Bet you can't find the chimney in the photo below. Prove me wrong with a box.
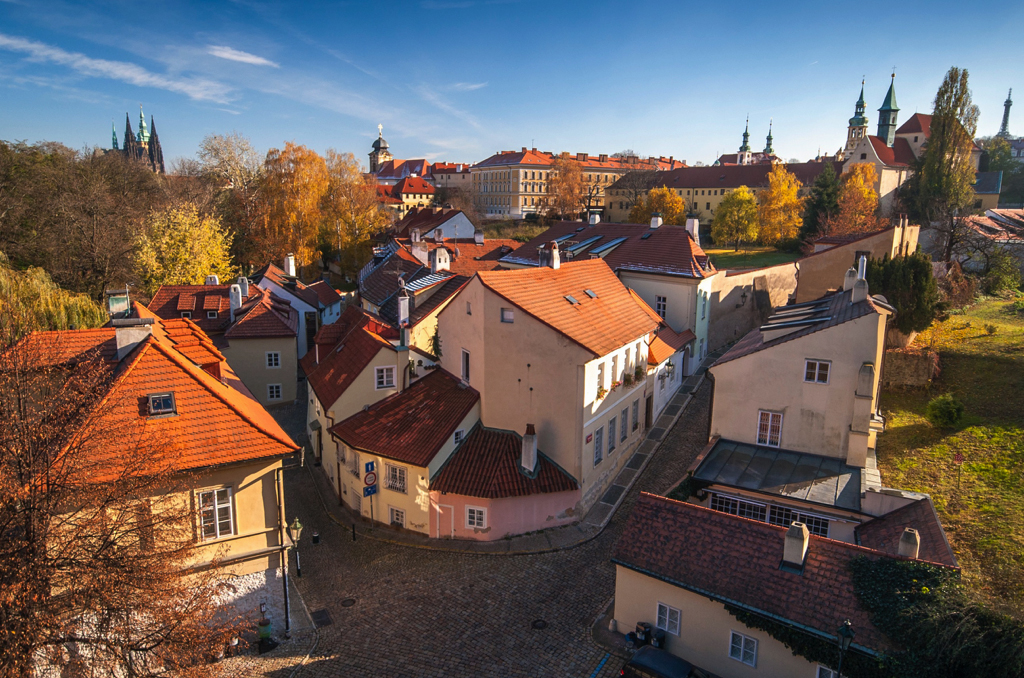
[782,522,810,568]
[204,275,219,285]
[843,267,858,291]
[284,254,297,277]
[411,227,421,243]
[685,218,700,246]
[851,278,869,303]
[898,528,921,559]
[521,423,538,473]
[398,293,410,327]
[105,286,130,319]
[589,213,601,225]
[434,226,444,243]
[229,284,242,323]
[430,247,450,274]
[474,228,484,245]
[548,241,560,270]
[113,318,154,361]
[857,254,867,280]
[237,276,249,298]
[650,213,663,229]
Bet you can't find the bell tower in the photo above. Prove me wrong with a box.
[369,124,392,173]
[846,79,869,156]
[876,72,900,147]
[737,116,752,165]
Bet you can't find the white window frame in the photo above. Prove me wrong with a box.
[388,506,405,528]
[757,410,783,448]
[817,665,840,678]
[805,359,831,384]
[375,365,396,390]
[385,463,407,494]
[197,487,234,541]
[207,310,218,319]
[180,311,191,319]
[466,506,487,529]
[729,631,758,667]
[267,383,282,400]
[500,307,514,323]
[454,429,465,446]
[266,351,281,369]
[656,602,681,636]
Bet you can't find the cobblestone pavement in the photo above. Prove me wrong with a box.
[230,381,711,678]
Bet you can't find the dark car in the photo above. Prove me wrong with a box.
[620,645,709,678]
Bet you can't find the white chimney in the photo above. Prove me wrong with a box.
[548,241,560,270]
[229,284,243,322]
[204,275,219,285]
[474,228,484,245]
[430,247,450,274]
[685,218,700,247]
[113,318,154,361]
[398,294,410,327]
[650,214,663,229]
[434,226,444,243]
[237,276,249,298]
[521,423,538,473]
[843,267,858,291]
[851,278,869,303]
[284,254,297,277]
[857,254,867,280]
[782,522,810,568]
[589,213,601,225]
[898,528,921,559]
[411,227,421,243]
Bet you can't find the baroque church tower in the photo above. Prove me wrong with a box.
[369,124,393,173]
[876,74,900,147]
[737,117,752,165]
[845,80,869,156]
[111,105,165,173]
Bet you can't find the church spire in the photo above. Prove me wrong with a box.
[877,71,900,147]
[111,121,119,150]
[739,116,751,153]
[148,116,165,173]
[123,112,138,159]
[137,105,150,143]
[998,88,1013,138]
[763,118,774,155]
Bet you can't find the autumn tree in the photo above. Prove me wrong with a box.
[979,136,1016,175]
[711,185,758,250]
[820,163,885,236]
[135,204,235,295]
[0,334,245,676]
[756,164,804,245]
[258,142,330,270]
[546,155,584,219]
[613,170,659,214]
[320,150,392,277]
[801,162,841,240]
[629,187,688,225]
[197,133,266,268]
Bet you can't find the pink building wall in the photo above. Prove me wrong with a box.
[429,490,580,541]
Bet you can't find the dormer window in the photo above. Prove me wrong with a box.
[180,311,191,319]
[148,393,176,417]
[207,311,218,319]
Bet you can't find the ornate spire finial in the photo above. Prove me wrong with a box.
[378,123,383,137]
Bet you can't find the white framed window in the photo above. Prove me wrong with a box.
[656,602,681,636]
[180,311,191,319]
[207,310,218,319]
[466,506,486,528]
[266,351,281,369]
[148,392,176,416]
[375,366,396,390]
[729,631,757,667]
[454,429,465,446]
[655,295,667,319]
[805,359,831,384]
[620,408,629,441]
[817,665,840,678]
[388,506,405,528]
[461,349,470,383]
[593,426,604,466]
[757,410,782,447]
[197,487,234,540]
[608,417,617,452]
[385,464,407,494]
[268,384,282,400]
[500,308,514,323]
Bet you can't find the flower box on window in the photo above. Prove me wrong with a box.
[623,374,634,387]
[596,386,608,401]
[610,380,622,391]
[634,365,644,381]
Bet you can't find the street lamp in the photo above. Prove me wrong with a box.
[288,517,304,578]
[836,619,855,676]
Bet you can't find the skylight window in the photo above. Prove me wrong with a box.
[148,393,176,417]
[585,289,597,299]
[565,295,579,305]
[640,232,653,240]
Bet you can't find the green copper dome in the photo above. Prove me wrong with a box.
[849,81,868,127]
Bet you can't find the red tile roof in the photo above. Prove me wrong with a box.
[373,158,430,181]
[394,176,436,196]
[360,247,427,307]
[856,498,957,566]
[648,326,696,366]
[149,284,264,335]
[895,113,931,136]
[613,493,950,654]
[376,184,403,204]
[252,263,321,308]
[225,292,298,339]
[430,425,578,498]
[477,259,659,357]
[474,149,683,171]
[608,161,844,192]
[391,207,466,239]
[395,237,520,276]
[308,280,343,306]
[329,369,479,467]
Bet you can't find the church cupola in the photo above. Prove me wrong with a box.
[369,124,392,173]
[845,79,870,154]
[763,119,774,155]
[738,116,751,153]
[876,73,900,147]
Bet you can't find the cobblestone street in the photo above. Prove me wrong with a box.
[223,381,711,678]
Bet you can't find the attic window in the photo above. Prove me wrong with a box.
[207,311,218,319]
[585,289,597,299]
[641,232,653,240]
[180,311,192,319]
[148,393,176,417]
[565,295,579,305]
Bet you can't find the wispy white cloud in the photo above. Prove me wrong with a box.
[414,85,481,129]
[0,33,231,102]
[207,45,279,68]
[447,81,487,92]
[216,107,242,115]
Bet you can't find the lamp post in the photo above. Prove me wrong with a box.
[836,619,855,676]
[288,517,304,578]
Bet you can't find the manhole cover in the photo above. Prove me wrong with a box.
[340,598,357,608]
[310,609,333,628]
[531,619,548,630]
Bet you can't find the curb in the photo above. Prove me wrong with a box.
[302,375,707,557]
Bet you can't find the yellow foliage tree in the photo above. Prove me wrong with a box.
[135,204,235,296]
[820,163,883,236]
[756,164,804,245]
[320,150,393,276]
[711,186,758,251]
[546,156,584,218]
[259,142,330,268]
[628,187,688,225]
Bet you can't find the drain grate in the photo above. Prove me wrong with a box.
[310,609,333,628]
[340,598,356,608]
[531,619,548,630]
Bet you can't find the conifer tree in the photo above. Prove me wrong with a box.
[801,162,841,240]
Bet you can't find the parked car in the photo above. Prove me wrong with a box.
[620,646,709,678]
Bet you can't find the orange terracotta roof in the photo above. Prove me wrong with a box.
[149,283,265,335]
[895,113,931,136]
[391,207,465,239]
[473,149,683,171]
[225,293,298,339]
[394,176,436,195]
[627,288,665,325]
[376,184,403,204]
[329,369,479,468]
[429,424,579,498]
[855,497,957,567]
[648,327,696,366]
[308,280,343,306]
[395,237,520,276]
[476,259,659,357]
[252,263,321,308]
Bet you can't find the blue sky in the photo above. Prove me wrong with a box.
[1,0,1021,169]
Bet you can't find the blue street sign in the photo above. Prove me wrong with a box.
[365,461,376,473]
[363,484,377,497]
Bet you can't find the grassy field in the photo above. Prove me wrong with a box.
[481,219,546,243]
[705,247,800,270]
[877,297,1024,603]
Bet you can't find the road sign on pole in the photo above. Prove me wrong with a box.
[364,471,377,486]
[365,461,375,474]
[363,485,377,497]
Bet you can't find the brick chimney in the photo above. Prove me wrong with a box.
[521,423,538,473]
[898,528,921,559]
[113,318,154,361]
[782,522,810,568]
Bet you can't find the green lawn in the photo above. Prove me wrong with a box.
[705,247,799,270]
[877,298,1024,604]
